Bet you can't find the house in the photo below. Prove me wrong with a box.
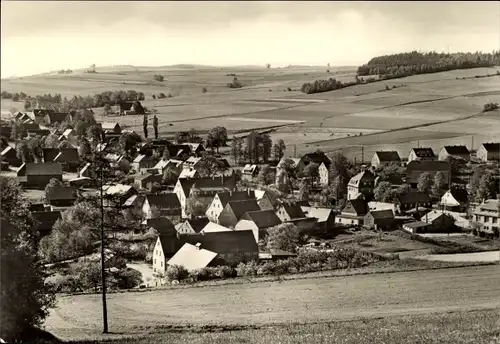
[368,201,397,213]
[44,112,69,125]
[58,129,78,145]
[53,148,80,172]
[167,243,218,271]
[104,153,124,167]
[235,209,282,242]
[151,229,183,273]
[183,142,206,156]
[142,193,182,222]
[179,168,199,179]
[336,199,368,226]
[241,164,259,182]
[347,170,375,201]
[131,154,155,171]
[254,189,274,210]
[438,145,470,161]
[405,160,451,189]
[440,188,468,212]
[218,199,261,228]
[201,222,233,233]
[300,206,336,231]
[153,159,184,175]
[420,210,457,233]
[259,249,297,261]
[27,129,50,138]
[318,162,330,186]
[122,194,144,210]
[173,176,237,218]
[408,148,436,163]
[25,163,63,189]
[183,156,202,170]
[119,102,134,115]
[42,148,61,163]
[32,211,61,239]
[205,190,256,222]
[371,151,401,168]
[46,185,77,208]
[396,191,432,214]
[277,152,332,176]
[477,143,500,163]
[402,221,432,234]
[102,184,138,207]
[182,230,259,265]
[0,146,21,167]
[134,173,162,190]
[472,199,500,237]
[363,210,395,230]
[79,163,92,178]
[276,201,306,222]
[30,203,47,212]
[101,122,122,134]
[175,218,210,235]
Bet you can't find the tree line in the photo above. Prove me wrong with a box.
[357,51,500,78]
[231,132,285,165]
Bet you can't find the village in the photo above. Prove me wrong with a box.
[0,102,499,290]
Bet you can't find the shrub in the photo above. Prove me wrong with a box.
[202,87,208,93]
[165,265,189,282]
[483,102,499,112]
[154,75,164,82]
[236,261,259,277]
[217,265,236,279]
[157,93,166,99]
[113,267,142,289]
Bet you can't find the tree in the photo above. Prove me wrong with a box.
[266,223,300,253]
[266,63,271,69]
[246,131,261,164]
[0,177,55,341]
[298,182,310,201]
[175,131,189,144]
[374,181,394,202]
[187,129,203,143]
[231,136,243,165]
[73,261,101,292]
[27,137,43,162]
[119,132,142,157]
[202,87,208,93]
[476,172,497,202]
[162,147,171,161]
[103,103,112,115]
[432,171,447,199]
[162,166,179,185]
[302,163,319,186]
[16,141,31,163]
[186,191,210,217]
[196,153,227,177]
[154,75,164,82]
[417,172,433,194]
[118,159,131,174]
[43,133,60,148]
[207,126,228,153]
[273,139,286,161]
[257,164,274,186]
[259,133,272,163]
[78,137,92,158]
[86,124,103,145]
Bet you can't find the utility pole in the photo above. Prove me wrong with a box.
[294,144,297,158]
[98,158,108,334]
[361,146,364,165]
[471,136,474,151]
[417,140,420,148]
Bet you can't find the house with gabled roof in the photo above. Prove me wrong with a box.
[42,148,61,163]
[408,147,436,163]
[235,209,282,242]
[396,191,432,214]
[477,142,500,163]
[175,218,210,235]
[32,211,61,240]
[134,173,162,190]
[371,151,401,168]
[101,122,122,134]
[201,222,233,233]
[102,184,137,207]
[276,201,306,222]
[46,185,77,208]
[336,199,368,226]
[179,168,199,179]
[241,164,259,182]
[364,209,395,230]
[405,160,451,189]
[58,128,78,145]
[301,206,336,231]
[79,162,92,178]
[218,199,261,228]
[347,170,375,201]
[131,154,155,171]
[183,142,206,156]
[1,146,21,167]
[44,112,69,126]
[438,145,470,161]
[24,163,63,189]
[472,199,500,237]
[167,243,218,272]
[205,190,256,222]
[254,189,274,210]
[142,193,182,222]
[53,148,80,172]
[440,188,468,212]
[420,210,457,233]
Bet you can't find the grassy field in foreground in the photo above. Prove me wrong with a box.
[40,309,500,344]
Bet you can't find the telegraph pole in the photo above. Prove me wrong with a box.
[98,157,109,334]
[361,146,364,165]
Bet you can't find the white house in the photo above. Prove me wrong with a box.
[318,162,329,186]
[205,190,256,223]
[408,148,436,163]
[476,143,500,163]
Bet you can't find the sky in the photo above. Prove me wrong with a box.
[1,1,499,77]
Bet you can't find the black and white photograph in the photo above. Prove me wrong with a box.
[1,1,499,343]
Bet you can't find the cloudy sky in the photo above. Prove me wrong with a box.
[1,1,499,77]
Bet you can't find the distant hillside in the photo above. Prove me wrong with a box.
[357,51,500,78]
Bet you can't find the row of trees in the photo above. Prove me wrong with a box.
[231,132,285,165]
[357,51,500,77]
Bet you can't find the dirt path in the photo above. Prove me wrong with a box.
[45,265,500,339]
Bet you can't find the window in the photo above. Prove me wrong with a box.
[161,261,163,267]
[493,218,498,224]
[484,216,490,223]
[154,259,156,264]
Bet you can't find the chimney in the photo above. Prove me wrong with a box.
[247,188,251,196]
[195,242,202,250]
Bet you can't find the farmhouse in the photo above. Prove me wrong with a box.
[134,173,162,190]
[45,185,77,208]
[142,193,182,222]
[402,221,432,234]
[151,223,183,273]
[167,243,219,271]
[347,170,375,201]
[336,199,368,226]
[276,201,306,222]
[300,206,336,231]
[396,191,432,214]
[477,142,500,162]
[364,210,395,230]
[405,160,451,189]
[278,152,332,176]
[44,112,69,125]
[318,162,329,186]
[53,148,80,172]
[1,146,21,167]
[408,148,436,163]
[472,199,500,236]
[101,122,122,134]
[175,218,209,235]
[131,154,155,171]
[218,199,261,228]
[24,163,63,189]
[371,151,401,168]
[235,209,282,242]
[420,210,457,233]
[438,145,470,161]
[205,190,256,222]
[368,201,397,213]
[241,164,259,182]
[440,188,468,212]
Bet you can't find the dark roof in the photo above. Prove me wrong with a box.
[30,203,46,212]
[375,151,401,162]
[178,176,236,196]
[22,123,40,131]
[345,199,368,216]
[295,200,311,207]
[182,230,258,255]
[46,186,77,201]
[406,161,450,183]
[442,145,470,155]
[217,190,255,208]
[26,163,62,176]
[46,113,69,123]
[145,193,181,209]
[144,217,177,236]
[241,209,282,229]
[367,209,394,219]
[33,109,55,117]
[481,142,500,152]
[32,211,61,234]
[119,102,134,111]
[226,199,261,220]
[398,191,431,205]
[449,188,468,204]
[303,152,332,167]
[54,148,79,163]
[411,147,435,158]
[280,201,306,218]
[43,148,61,162]
[185,218,210,233]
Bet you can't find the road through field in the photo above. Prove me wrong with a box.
[45,265,500,338]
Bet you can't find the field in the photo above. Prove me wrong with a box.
[2,65,500,161]
[45,265,500,341]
